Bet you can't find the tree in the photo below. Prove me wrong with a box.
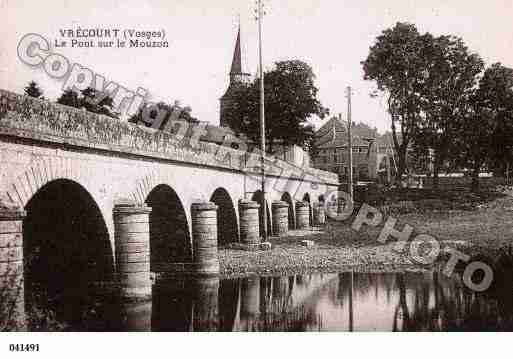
[127,100,199,129]
[56,87,119,119]
[80,87,119,118]
[56,89,81,108]
[362,23,430,183]
[178,106,198,123]
[24,81,43,98]
[409,141,432,175]
[223,60,328,152]
[416,35,484,189]
[456,63,513,191]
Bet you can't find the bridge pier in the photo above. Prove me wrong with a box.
[313,203,326,225]
[113,201,152,300]
[120,302,152,331]
[0,202,26,331]
[272,201,289,236]
[192,277,219,331]
[240,276,260,320]
[295,201,310,229]
[238,200,260,245]
[191,202,219,275]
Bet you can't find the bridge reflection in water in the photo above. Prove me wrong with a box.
[25,271,513,331]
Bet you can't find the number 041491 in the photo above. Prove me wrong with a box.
[9,344,39,352]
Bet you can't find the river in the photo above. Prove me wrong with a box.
[24,271,513,331]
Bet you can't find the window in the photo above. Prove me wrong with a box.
[359,167,369,180]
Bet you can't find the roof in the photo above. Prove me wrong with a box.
[375,131,402,147]
[221,26,251,101]
[315,118,378,148]
[230,27,243,75]
[315,117,347,139]
[228,25,250,77]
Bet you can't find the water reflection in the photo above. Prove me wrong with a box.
[24,271,513,331]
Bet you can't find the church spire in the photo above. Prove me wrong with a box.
[228,23,250,83]
[230,27,243,77]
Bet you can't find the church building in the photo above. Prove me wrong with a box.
[218,24,311,168]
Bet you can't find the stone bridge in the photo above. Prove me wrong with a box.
[0,90,338,329]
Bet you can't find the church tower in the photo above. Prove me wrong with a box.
[220,25,251,128]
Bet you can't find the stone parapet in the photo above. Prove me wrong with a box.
[0,89,339,186]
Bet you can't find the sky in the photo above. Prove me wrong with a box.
[1,0,513,133]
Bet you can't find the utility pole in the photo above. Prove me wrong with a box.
[256,0,267,241]
[337,113,345,215]
[346,86,353,202]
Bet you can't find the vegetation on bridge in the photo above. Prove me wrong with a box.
[0,89,338,185]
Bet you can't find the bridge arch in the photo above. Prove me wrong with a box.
[210,188,239,246]
[145,184,192,272]
[280,192,295,230]
[251,190,271,237]
[4,158,105,214]
[23,178,115,329]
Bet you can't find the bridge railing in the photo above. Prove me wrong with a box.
[0,89,338,185]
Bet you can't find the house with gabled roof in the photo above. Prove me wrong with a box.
[312,117,396,181]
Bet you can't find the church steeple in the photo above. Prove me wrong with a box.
[230,28,243,76]
[220,23,251,127]
[228,25,250,84]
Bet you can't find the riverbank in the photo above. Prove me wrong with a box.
[219,225,425,278]
[219,187,513,278]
